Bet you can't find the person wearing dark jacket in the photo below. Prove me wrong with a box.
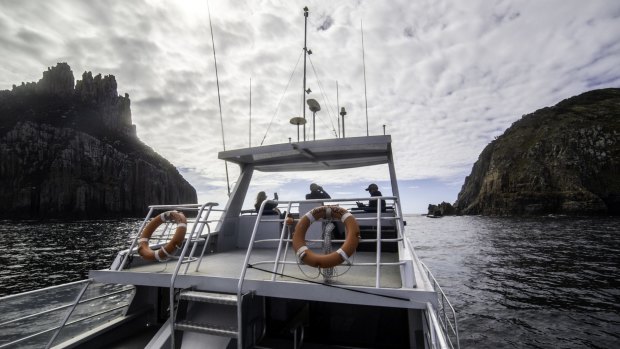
[255,191,280,215]
[305,183,331,199]
[356,183,386,212]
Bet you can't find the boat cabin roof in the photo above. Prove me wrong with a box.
[218,135,392,172]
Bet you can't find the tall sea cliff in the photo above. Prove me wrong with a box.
[0,63,197,219]
[455,88,619,216]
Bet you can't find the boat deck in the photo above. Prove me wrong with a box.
[91,247,437,309]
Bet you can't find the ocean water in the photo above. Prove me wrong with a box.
[0,219,140,296]
[1,215,619,348]
[407,215,620,349]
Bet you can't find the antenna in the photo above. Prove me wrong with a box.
[361,19,369,136]
[307,99,321,140]
[302,7,309,141]
[290,116,306,142]
[249,78,252,147]
[336,81,340,138]
[207,0,230,196]
[340,107,347,138]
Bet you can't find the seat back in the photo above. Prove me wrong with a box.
[237,215,282,248]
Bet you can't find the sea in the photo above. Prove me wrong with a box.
[1,215,619,348]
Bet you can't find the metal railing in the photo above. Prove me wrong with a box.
[236,196,405,349]
[117,202,223,349]
[167,203,222,349]
[420,262,460,349]
[425,302,450,349]
[46,203,221,349]
[115,203,223,272]
[0,280,134,349]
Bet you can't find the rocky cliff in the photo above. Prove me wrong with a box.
[427,202,456,216]
[455,88,620,216]
[0,63,197,219]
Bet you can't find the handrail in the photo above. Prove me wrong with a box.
[117,207,155,271]
[167,202,219,349]
[194,215,215,272]
[426,302,450,349]
[0,286,133,327]
[3,204,223,349]
[182,205,216,274]
[117,203,225,272]
[420,262,460,349]
[236,199,274,349]
[0,303,129,349]
[0,281,134,349]
[236,197,403,348]
[374,198,383,287]
[45,279,92,349]
[271,201,295,280]
[0,279,89,302]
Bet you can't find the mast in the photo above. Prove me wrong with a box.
[361,19,369,136]
[208,1,230,195]
[336,81,340,138]
[302,6,309,141]
[249,78,252,147]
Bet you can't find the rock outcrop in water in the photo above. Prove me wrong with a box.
[0,63,197,219]
[427,202,456,216]
[455,88,620,216]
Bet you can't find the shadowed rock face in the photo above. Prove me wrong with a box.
[455,88,620,216]
[0,63,197,219]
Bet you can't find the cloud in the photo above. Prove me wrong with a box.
[1,0,619,213]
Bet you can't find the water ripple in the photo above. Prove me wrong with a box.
[1,216,619,347]
[408,215,620,348]
[0,219,140,296]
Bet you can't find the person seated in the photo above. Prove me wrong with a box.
[305,183,331,199]
[255,191,281,215]
[356,183,386,212]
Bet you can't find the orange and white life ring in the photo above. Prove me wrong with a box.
[138,211,187,262]
[292,206,360,268]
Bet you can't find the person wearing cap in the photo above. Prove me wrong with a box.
[357,183,386,212]
[306,183,331,199]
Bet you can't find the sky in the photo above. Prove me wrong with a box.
[1,0,619,213]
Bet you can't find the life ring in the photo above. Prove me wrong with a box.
[292,206,360,268]
[138,211,187,262]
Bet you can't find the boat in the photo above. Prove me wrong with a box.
[0,8,460,349]
[1,136,459,349]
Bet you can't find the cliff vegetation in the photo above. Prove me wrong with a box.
[455,88,620,216]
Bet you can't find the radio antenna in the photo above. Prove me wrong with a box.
[336,81,340,138]
[207,0,230,195]
[302,7,309,141]
[249,78,252,147]
[361,19,369,136]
